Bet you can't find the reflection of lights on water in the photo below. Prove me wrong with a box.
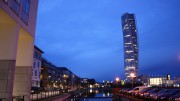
[95,90,99,94]
[103,93,105,97]
[90,89,92,93]
[107,92,110,96]
[84,99,86,100]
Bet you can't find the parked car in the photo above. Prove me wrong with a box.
[127,86,148,95]
[119,88,132,94]
[159,89,180,100]
[150,89,168,100]
[136,87,152,96]
[142,88,161,98]
[169,91,180,101]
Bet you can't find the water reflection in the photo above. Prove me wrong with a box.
[70,89,112,101]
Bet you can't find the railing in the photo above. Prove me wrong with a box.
[31,90,63,101]
[12,95,25,101]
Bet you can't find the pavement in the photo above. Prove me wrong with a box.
[40,93,71,101]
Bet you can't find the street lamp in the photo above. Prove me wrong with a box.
[130,73,136,88]
[115,77,120,87]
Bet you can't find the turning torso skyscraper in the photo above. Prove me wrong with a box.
[121,13,138,80]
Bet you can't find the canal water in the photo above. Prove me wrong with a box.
[69,89,113,101]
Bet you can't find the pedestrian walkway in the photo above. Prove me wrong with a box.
[40,93,71,101]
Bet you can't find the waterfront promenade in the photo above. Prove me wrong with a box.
[42,93,71,101]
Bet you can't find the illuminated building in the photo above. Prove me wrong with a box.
[167,74,171,80]
[0,0,38,100]
[40,58,62,91]
[121,13,138,80]
[148,76,166,86]
[32,46,43,88]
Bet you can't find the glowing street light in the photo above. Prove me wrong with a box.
[130,73,136,88]
[115,77,120,87]
[130,73,136,78]
[116,77,120,82]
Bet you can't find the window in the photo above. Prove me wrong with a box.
[34,51,38,59]
[21,0,30,24]
[37,62,39,68]
[3,0,8,3]
[10,0,21,15]
[35,70,37,76]
[33,60,36,68]
[15,0,21,4]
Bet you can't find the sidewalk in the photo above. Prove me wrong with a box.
[39,88,78,101]
[41,93,71,101]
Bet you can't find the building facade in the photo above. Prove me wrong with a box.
[40,58,63,91]
[41,61,81,92]
[57,67,73,92]
[121,13,138,80]
[148,76,166,86]
[32,46,43,88]
[0,0,38,100]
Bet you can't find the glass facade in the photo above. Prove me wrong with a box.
[7,0,30,24]
[21,0,30,23]
[121,13,138,80]
[10,0,20,15]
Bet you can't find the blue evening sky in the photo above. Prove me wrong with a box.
[35,0,180,81]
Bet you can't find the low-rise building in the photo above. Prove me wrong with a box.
[40,58,63,91]
[148,76,166,86]
[57,67,73,91]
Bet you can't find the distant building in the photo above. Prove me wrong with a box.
[40,58,62,91]
[148,76,166,86]
[81,78,89,88]
[175,76,180,82]
[121,13,139,80]
[137,75,149,86]
[32,46,43,88]
[174,76,180,87]
[57,67,73,91]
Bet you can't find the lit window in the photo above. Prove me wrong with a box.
[125,42,131,45]
[126,50,133,53]
[124,35,131,37]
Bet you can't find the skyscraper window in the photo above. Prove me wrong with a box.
[121,13,138,80]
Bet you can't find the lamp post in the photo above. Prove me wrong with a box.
[115,77,120,87]
[130,73,136,88]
